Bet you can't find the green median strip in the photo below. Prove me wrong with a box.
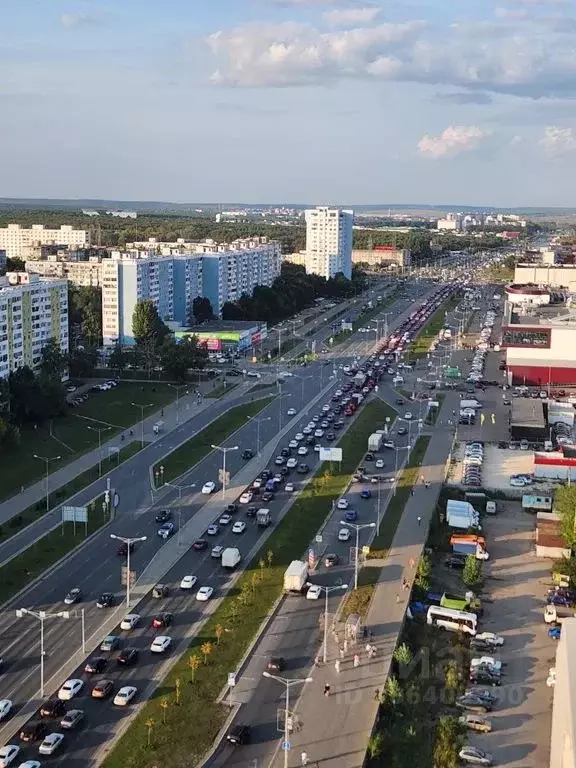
[102,398,396,768]
[409,292,462,360]
[154,398,275,484]
[0,494,108,605]
[205,382,239,399]
[0,442,141,546]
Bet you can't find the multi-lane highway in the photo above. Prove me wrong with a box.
[0,276,441,766]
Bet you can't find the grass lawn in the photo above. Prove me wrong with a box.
[205,382,238,399]
[0,382,176,502]
[102,398,396,768]
[155,398,275,484]
[0,494,106,604]
[0,442,141,546]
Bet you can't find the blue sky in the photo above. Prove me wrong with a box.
[2,0,576,206]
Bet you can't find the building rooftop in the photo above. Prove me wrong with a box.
[510,398,546,429]
[190,320,263,332]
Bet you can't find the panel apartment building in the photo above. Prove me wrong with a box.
[0,224,89,260]
[0,273,68,379]
[304,207,354,280]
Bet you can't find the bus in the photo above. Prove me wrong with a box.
[426,606,477,636]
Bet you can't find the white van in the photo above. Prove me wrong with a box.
[392,375,404,386]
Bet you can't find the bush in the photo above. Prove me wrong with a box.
[462,555,482,586]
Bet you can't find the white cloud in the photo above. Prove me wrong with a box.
[494,6,529,19]
[323,7,382,26]
[510,134,523,145]
[417,125,489,158]
[538,126,576,155]
[60,12,101,28]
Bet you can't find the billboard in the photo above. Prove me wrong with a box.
[320,447,343,462]
[62,505,87,523]
[205,338,221,351]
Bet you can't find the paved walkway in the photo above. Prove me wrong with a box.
[280,399,457,768]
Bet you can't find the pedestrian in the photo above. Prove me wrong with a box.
[339,647,345,660]
[425,481,430,489]
[343,639,348,653]
[314,655,321,666]
[353,654,360,668]
[417,515,422,526]
[410,488,415,496]
[365,643,371,655]
[374,688,380,701]
[396,594,400,603]
[335,660,341,673]
[409,557,415,569]
[323,683,331,697]
[301,751,309,767]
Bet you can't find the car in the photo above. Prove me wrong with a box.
[360,489,372,499]
[39,733,64,756]
[510,476,527,487]
[114,686,138,707]
[19,722,47,743]
[469,669,501,686]
[297,446,309,456]
[397,427,407,436]
[242,449,254,460]
[117,647,139,666]
[404,412,413,420]
[338,528,351,542]
[314,429,324,438]
[375,459,385,468]
[155,509,172,523]
[225,503,239,515]
[152,612,173,629]
[337,498,349,510]
[0,699,11,722]
[96,592,115,608]
[211,545,224,558]
[474,632,504,647]
[297,463,309,474]
[120,613,140,631]
[207,523,220,536]
[196,586,214,601]
[91,679,114,699]
[180,574,198,590]
[287,408,297,416]
[0,746,19,767]
[232,521,246,534]
[302,426,312,435]
[384,440,394,449]
[58,679,83,701]
[306,584,322,600]
[202,481,216,494]
[219,513,232,526]
[226,724,252,745]
[99,635,120,653]
[455,694,492,713]
[84,657,107,674]
[458,714,492,733]
[116,541,134,557]
[192,538,208,551]
[444,556,466,570]
[64,587,82,605]
[266,657,285,672]
[157,522,175,539]
[289,440,298,449]
[286,457,298,469]
[59,709,84,730]
[38,698,66,719]
[151,636,172,653]
[344,510,358,521]
[458,746,493,765]
[261,491,274,502]
[275,453,287,464]
[246,505,258,518]
[325,553,339,567]
[295,433,304,442]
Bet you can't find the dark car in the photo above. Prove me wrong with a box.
[60,709,85,730]
[91,679,114,699]
[456,695,491,714]
[155,509,172,524]
[444,556,466,570]
[117,647,139,666]
[84,656,107,674]
[397,427,408,436]
[325,553,339,567]
[326,432,336,441]
[280,448,291,457]
[360,489,372,499]
[96,592,115,608]
[227,724,251,745]
[297,463,309,474]
[39,699,66,718]
[262,491,274,502]
[469,670,501,687]
[152,612,173,629]
[225,503,239,515]
[242,449,254,460]
[20,721,48,743]
[396,398,404,405]
[246,505,258,518]
[192,539,208,551]
[117,542,135,557]
[266,657,285,672]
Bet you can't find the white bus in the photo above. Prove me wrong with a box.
[426,606,477,636]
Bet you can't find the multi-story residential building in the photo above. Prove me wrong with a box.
[0,272,68,379]
[304,207,354,280]
[0,249,6,273]
[0,224,89,260]
[25,257,104,287]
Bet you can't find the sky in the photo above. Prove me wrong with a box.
[2,0,576,207]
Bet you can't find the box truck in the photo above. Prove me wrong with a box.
[256,508,271,527]
[354,372,367,387]
[283,560,309,594]
[460,399,482,410]
[368,433,383,452]
[221,547,242,569]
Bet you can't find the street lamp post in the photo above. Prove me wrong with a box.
[15,608,69,697]
[262,672,312,768]
[109,534,147,607]
[247,415,272,457]
[295,375,313,403]
[306,582,348,663]
[340,521,376,590]
[33,454,61,513]
[168,384,188,424]
[277,392,292,433]
[131,402,153,448]
[163,482,196,546]
[393,445,411,496]
[211,444,239,499]
[87,425,111,478]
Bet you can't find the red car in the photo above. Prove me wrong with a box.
[192,539,207,551]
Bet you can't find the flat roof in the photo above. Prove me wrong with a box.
[510,399,546,429]
[191,321,264,331]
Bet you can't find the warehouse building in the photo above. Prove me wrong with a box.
[509,399,547,442]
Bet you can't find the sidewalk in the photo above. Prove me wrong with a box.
[283,400,457,768]
[0,377,260,527]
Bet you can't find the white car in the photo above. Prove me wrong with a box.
[314,444,322,452]
[404,412,413,420]
[510,477,526,487]
[252,478,263,489]
[17,762,41,768]
[375,459,385,469]
[286,457,298,469]
[0,746,19,768]
[232,521,246,534]
[211,545,224,558]
[180,575,198,590]
[322,404,330,412]
[314,429,324,438]
[289,440,298,449]
[219,514,232,525]
[120,613,140,631]
[297,446,309,456]
[294,433,304,441]
[0,699,12,721]
[475,632,504,647]
[337,499,349,510]
[458,746,493,766]
[287,408,297,416]
[202,481,216,494]
[113,686,138,706]
[285,482,295,492]
[38,734,64,756]
[239,491,253,504]
[206,524,219,536]
[338,528,351,542]
[58,678,84,701]
[303,426,312,435]
[280,372,294,378]
[196,586,214,601]
[151,636,172,653]
[306,584,322,600]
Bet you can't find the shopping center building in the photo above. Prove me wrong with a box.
[550,617,576,767]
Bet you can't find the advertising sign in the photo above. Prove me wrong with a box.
[319,447,343,462]
[205,338,221,351]
[62,506,87,523]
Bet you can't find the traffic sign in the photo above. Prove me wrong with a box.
[282,741,291,751]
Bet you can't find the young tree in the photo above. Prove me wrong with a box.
[200,641,213,665]
[433,716,463,768]
[462,555,481,587]
[215,624,224,646]
[187,654,200,683]
[415,554,432,592]
[191,296,214,324]
[132,299,169,346]
[145,718,155,747]
[160,696,169,724]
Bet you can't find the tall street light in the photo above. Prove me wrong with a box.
[211,444,238,499]
[110,533,147,607]
[247,415,272,457]
[340,520,376,590]
[262,672,313,768]
[306,582,348,663]
[393,444,412,496]
[294,374,313,404]
[16,608,69,697]
[277,392,292,434]
[163,482,196,546]
[87,425,111,478]
[33,454,61,513]
[168,383,188,424]
[131,401,153,448]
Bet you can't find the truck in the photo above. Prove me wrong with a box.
[354,372,367,388]
[283,560,309,594]
[368,433,383,452]
[460,399,482,410]
[221,547,242,569]
[544,605,576,624]
[256,508,271,527]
